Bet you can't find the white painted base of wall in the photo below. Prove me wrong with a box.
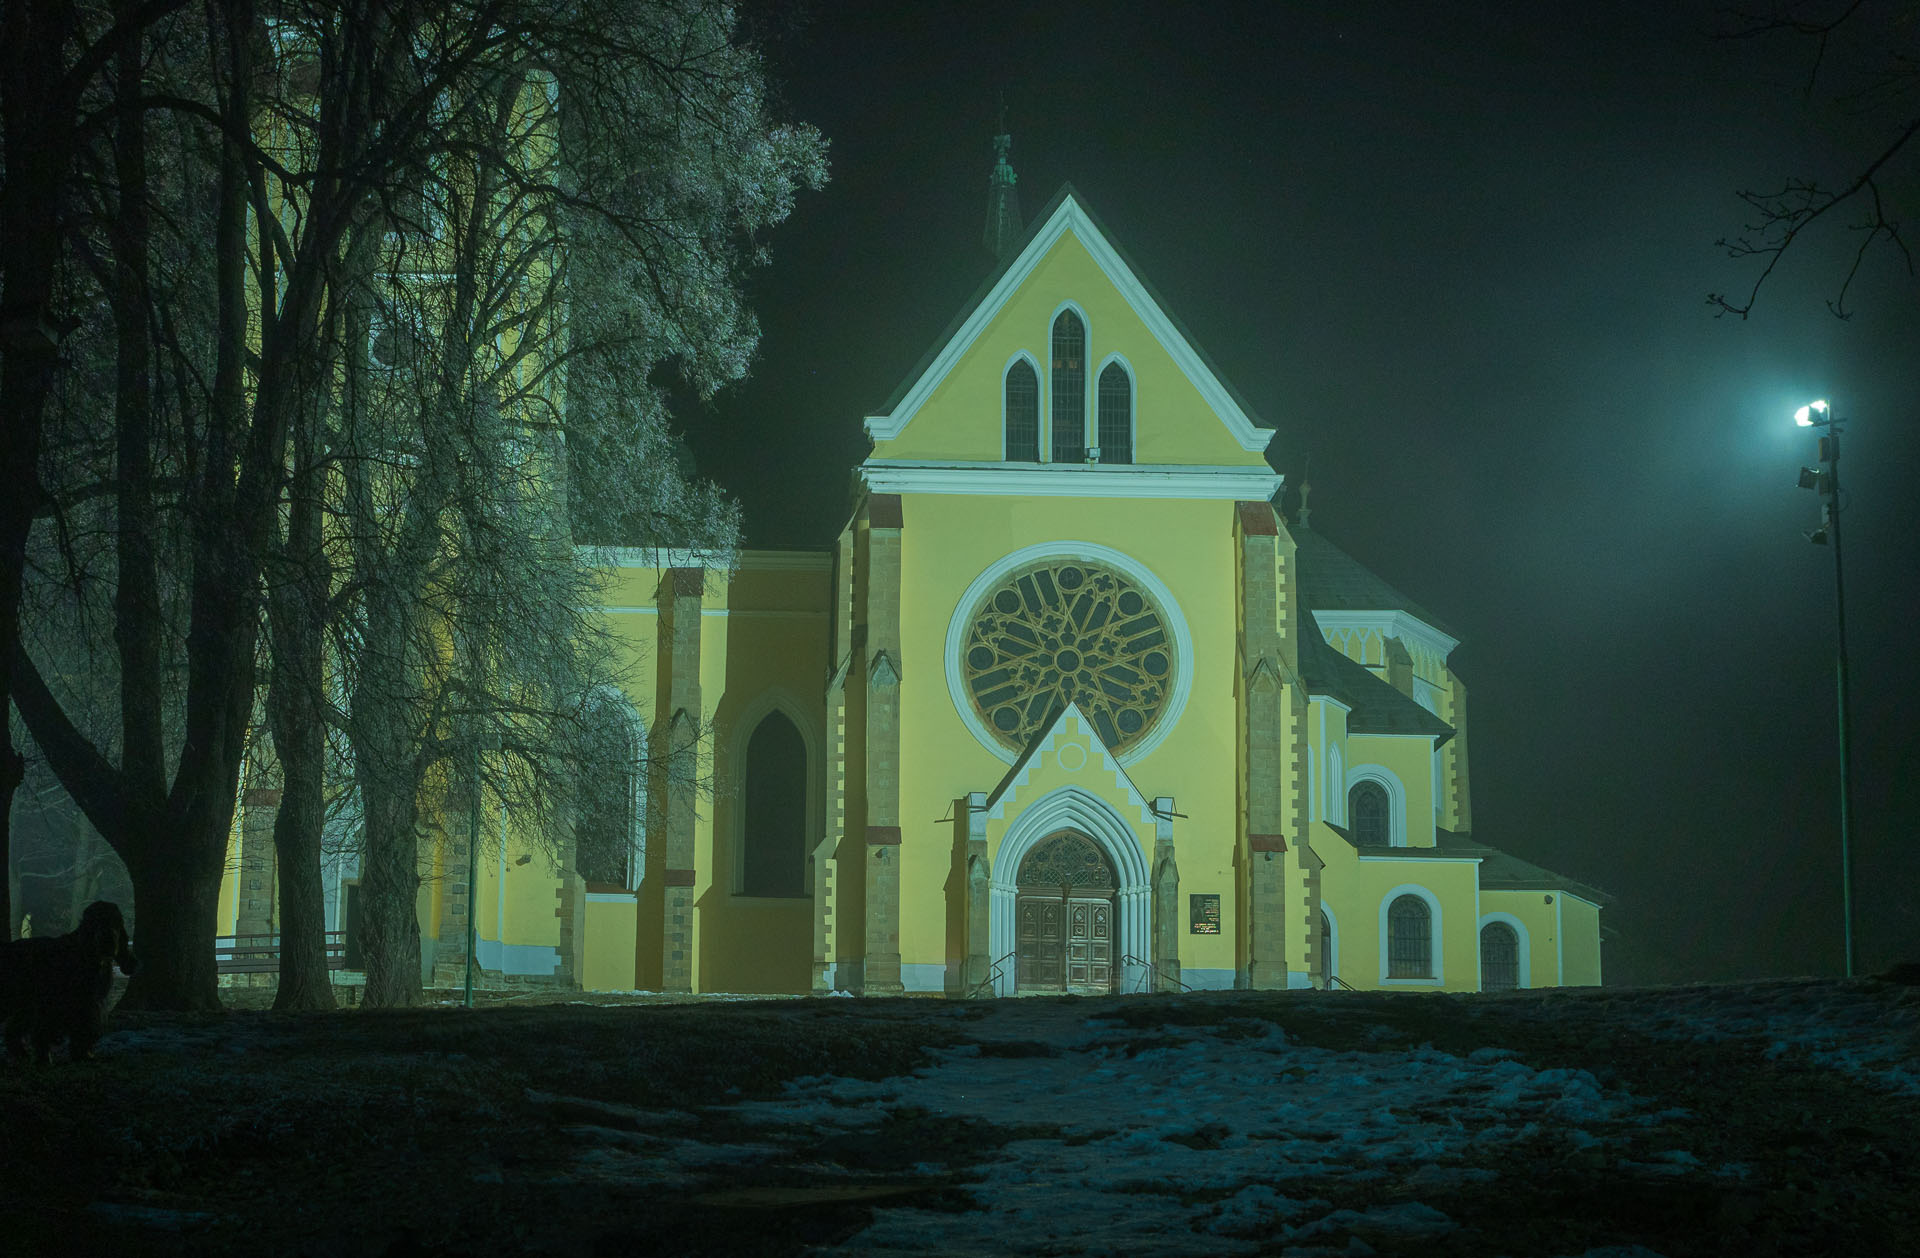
[476,939,561,977]
[1288,970,1313,990]
[1183,968,1236,991]
[902,963,945,993]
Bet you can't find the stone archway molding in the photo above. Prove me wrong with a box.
[990,784,1151,995]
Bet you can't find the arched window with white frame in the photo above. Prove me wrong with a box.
[1349,779,1390,846]
[1050,309,1086,463]
[1387,894,1433,979]
[1481,920,1520,991]
[1004,357,1039,461]
[1096,359,1132,464]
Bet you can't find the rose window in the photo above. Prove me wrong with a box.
[961,559,1174,754]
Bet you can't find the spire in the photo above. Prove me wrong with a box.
[983,98,1022,264]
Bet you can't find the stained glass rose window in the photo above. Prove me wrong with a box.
[961,559,1173,753]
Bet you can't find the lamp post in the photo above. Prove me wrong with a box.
[1794,399,1855,978]
[465,731,500,1008]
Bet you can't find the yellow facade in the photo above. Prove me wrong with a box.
[220,185,1606,995]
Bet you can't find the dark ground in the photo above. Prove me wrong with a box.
[0,979,1914,1256]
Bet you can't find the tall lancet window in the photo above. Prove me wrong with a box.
[1097,362,1132,464]
[1050,310,1086,463]
[1004,359,1039,461]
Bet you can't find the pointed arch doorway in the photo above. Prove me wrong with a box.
[1015,830,1117,994]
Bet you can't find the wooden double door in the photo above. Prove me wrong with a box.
[1015,831,1117,994]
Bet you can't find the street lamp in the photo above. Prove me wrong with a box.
[1793,398,1855,978]
[465,730,501,1008]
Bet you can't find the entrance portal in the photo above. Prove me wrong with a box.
[1015,831,1117,994]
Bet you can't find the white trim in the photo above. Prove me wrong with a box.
[724,687,823,899]
[1345,763,1407,847]
[989,785,1152,996]
[983,704,1158,827]
[1313,609,1459,661]
[1357,854,1480,864]
[1319,902,1341,987]
[945,542,1195,767]
[1306,744,1316,824]
[1326,743,1345,825]
[1554,894,1565,985]
[580,545,735,573]
[1092,351,1136,464]
[737,550,833,572]
[586,891,638,904]
[862,192,1275,453]
[1000,350,1043,462]
[857,460,1281,501]
[1379,884,1443,986]
[1476,912,1531,990]
[1046,300,1092,463]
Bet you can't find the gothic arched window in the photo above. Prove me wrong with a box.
[1004,359,1039,461]
[1481,921,1520,991]
[1096,361,1132,464]
[1349,779,1390,847]
[1387,894,1433,978]
[577,699,644,890]
[1050,310,1086,463]
[742,710,807,897]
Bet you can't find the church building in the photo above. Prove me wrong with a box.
[221,155,1608,997]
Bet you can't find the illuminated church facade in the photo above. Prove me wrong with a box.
[222,177,1607,996]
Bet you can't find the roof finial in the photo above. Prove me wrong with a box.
[1295,455,1313,530]
[983,94,1022,264]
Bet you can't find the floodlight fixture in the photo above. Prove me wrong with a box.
[1795,399,1830,427]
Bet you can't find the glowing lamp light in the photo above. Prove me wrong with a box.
[1795,399,1830,427]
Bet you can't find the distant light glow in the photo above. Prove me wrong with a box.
[1794,399,1830,427]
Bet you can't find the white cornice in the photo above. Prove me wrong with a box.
[577,545,736,573]
[862,193,1276,454]
[860,460,1282,501]
[1313,609,1459,659]
[737,550,832,572]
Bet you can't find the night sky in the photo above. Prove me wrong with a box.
[678,1,1920,986]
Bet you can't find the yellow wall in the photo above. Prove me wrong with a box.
[1479,889,1561,989]
[1560,895,1603,986]
[872,231,1267,469]
[889,493,1243,983]
[581,894,638,991]
[1313,823,1481,991]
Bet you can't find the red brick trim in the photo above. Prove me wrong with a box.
[664,868,697,887]
[1236,501,1278,537]
[243,788,283,806]
[865,825,902,846]
[1248,833,1288,853]
[868,494,904,529]
[669,567,703,596]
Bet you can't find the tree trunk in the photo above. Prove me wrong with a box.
[117,838,224,1010]
[358,775,423,1007]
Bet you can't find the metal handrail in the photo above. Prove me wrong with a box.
[1325,973,1356,991]
[1121,953,1193,994]
[967,950,1017,999]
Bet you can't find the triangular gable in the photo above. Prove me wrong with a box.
[984,702,1157,826]
[864,184,1276,455]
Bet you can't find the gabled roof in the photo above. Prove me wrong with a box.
[864,183,1276,454]
[1299,608,1454,744]
[984,701,1154,823]
[1434,830,1614,906]
[1291,527,1454,638]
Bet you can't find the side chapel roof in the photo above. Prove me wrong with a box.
[1297,607,1454,744]
[1289,526,1454,637]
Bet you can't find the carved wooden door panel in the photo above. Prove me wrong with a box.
[1016,831,1120,994]
[1017,896,1064,990]
[1066,900,1113,992]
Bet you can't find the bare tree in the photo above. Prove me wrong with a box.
[1710,1,1919,317]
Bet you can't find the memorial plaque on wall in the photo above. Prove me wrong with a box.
[1189,893,1221,934]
